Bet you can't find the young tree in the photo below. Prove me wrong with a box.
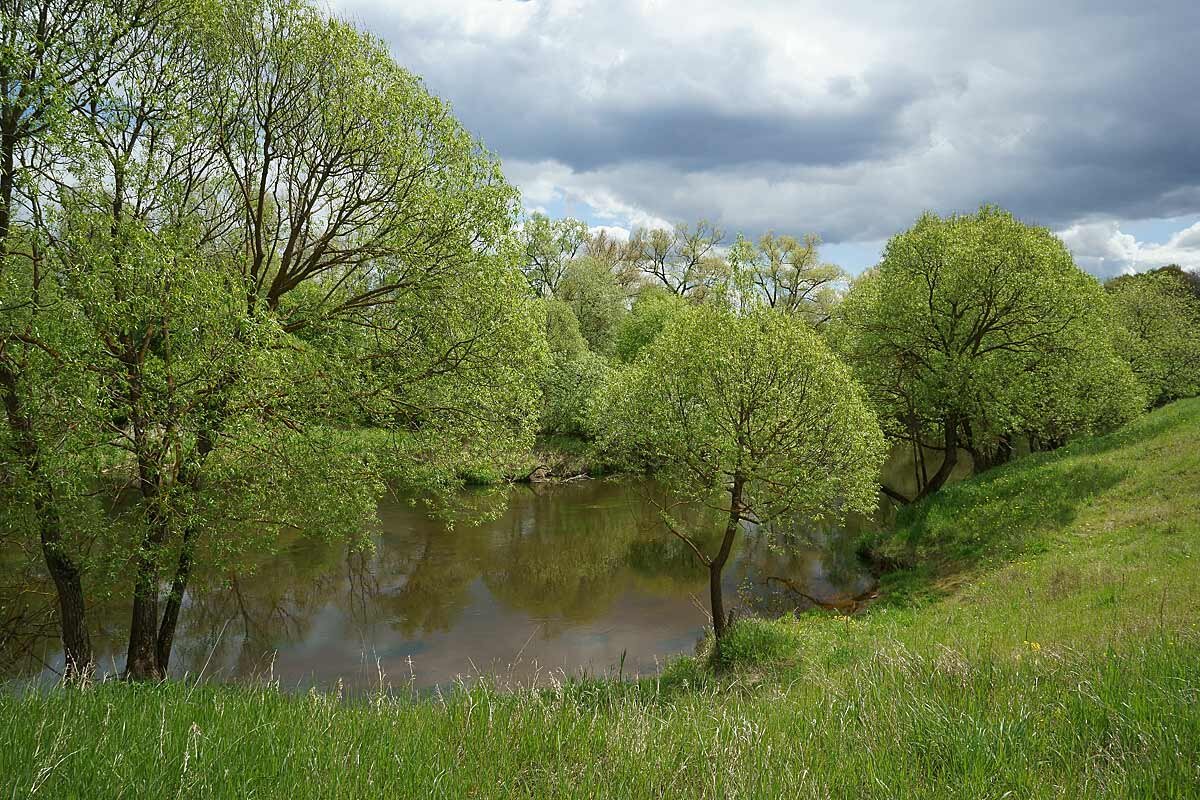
[837,206,1141,500]
[597,306,884,646]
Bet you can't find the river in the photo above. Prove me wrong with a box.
[3,479,878,690]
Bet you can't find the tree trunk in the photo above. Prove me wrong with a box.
[0,364,92,676]
[155,528,194,672]
[41,514,92,678]
[125,556,163,680]
[710,475,745,650]
[709,561,727,642]
[154,428,215,672]
[916,415,959,500]
[125,508,169,681]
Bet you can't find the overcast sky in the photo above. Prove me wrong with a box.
[330,0,1200,277]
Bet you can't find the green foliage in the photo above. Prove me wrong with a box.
[611,286,687,363]
[542,299,587,359]
[520,213,590,296]
[837,206,1143,484]
[599,305,885,528]
[0,0,547,676]
[1107,268,1200,405]
[556,256,628,354]
[540,350,610,438]
[728,231,846,323]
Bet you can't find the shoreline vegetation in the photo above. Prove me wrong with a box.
[3,398,1197,798]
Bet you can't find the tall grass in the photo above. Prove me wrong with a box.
[2,398,1199,799]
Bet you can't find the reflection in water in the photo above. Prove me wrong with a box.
[4,479,876,690]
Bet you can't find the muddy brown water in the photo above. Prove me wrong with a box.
[6,479,879,690]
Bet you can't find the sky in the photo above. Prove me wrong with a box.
[329,0,1200,278]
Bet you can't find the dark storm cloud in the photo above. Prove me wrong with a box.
[335,0,1200,264]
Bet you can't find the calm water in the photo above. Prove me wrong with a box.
[7,480,876,690]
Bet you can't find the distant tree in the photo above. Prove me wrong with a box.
[1107,269,1200,405]
[627,221,726,297]
[611,287,687,363]
[837,206,1142,500]
[597,306,884,647]
[521,213,590,297]
[1107,264,1200,302]
[582,228,635,283]
[556,256,628,355]
[730,232,845,324]
[539,300,608,437]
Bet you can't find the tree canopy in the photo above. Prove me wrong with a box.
[836,206,1143,498]
[597,305,884,642]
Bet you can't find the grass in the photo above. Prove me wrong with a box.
[3,399,1199,798]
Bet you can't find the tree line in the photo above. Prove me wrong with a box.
[3,0,1199,671]
[527,209,1200,647]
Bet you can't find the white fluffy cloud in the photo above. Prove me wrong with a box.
[1060,220,1200,279]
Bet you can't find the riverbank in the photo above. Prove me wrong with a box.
[3,399,1198,798]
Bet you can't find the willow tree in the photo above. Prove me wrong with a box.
[98,0,544,679]
[1107,269,1200,405]
[7,0,543,681]
[729,232,845,324]
[520,213,590,297]
[627,221,726,297]
[837,206,1142,500]
[597,306,884,645]
[0,0,165,676]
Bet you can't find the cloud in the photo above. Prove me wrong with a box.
[331,0,1200,274]
[1060,220,1200,279]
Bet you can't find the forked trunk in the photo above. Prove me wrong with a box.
[916,414,959,500]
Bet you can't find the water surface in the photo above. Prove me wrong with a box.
[6,479,876,690]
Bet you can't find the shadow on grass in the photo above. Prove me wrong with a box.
[868,459,1128,604]
[863,398,1200,605]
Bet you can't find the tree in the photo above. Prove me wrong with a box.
[556,255,627,355]
[520,213,589,297]
[0,0,165,676]
[729,232,845,324]
[1107,269,1200,405]
[611,286,687,363]
[596,306,884,647]
[836,206,1141,500]
[627,221,726,297]
[3,0,545,681]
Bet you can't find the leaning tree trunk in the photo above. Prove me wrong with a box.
[41,512,92,677]
[1,364,92,676]
[710,475,745,650]
[916,414,959,500]
[155,428,216,673]
[155,527,194,672]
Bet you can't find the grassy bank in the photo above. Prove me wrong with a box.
[3,400,1199,798]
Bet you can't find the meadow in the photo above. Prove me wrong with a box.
[2,398,1198,799]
